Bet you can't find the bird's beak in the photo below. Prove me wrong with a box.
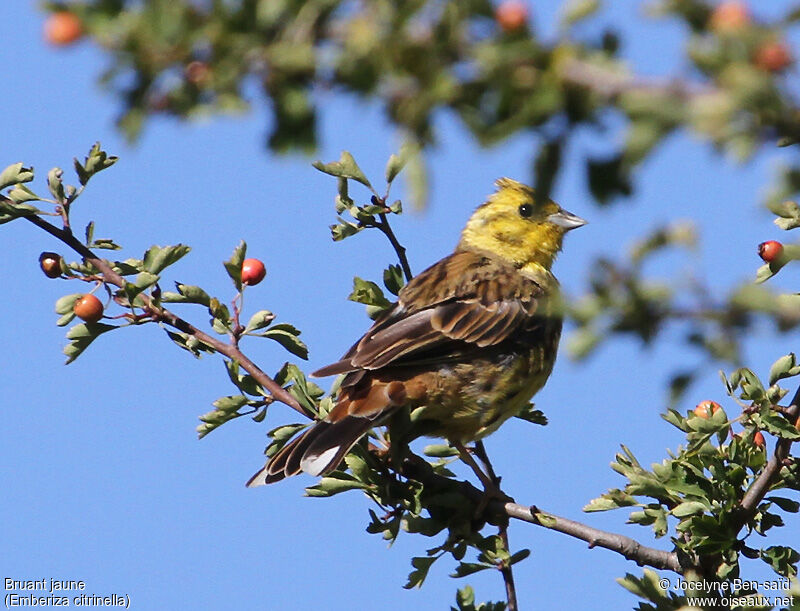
[548,208,587,230]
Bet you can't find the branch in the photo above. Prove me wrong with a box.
[473,441,518,611]
[400,454,682,575]
[369,200,412,282]
[21,209,306,417]
[736,387,800,529]
[509,504,682,573]
[560,57,711,101]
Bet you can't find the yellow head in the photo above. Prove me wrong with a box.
[457,178,586,274]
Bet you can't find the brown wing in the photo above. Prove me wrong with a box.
[312,250,548,377]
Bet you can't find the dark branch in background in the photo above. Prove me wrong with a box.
[20,207,306,417]
[400,454,684,574]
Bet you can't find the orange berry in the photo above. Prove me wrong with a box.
[758,240,784,263]
[44,12,83,46]
[755,42,793,73]
[753,430,766,448]
[185,61,211,86]
[694,400,721,419]
[39,252,62,278]
[496,1,529,33]
[73,294,104,323]
[241,258,266,286]
[709,2,750,33]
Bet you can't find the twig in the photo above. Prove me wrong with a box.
[21,209,306,417]
[473,441,518,611]
[375,211,413,282]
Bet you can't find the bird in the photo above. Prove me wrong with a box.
[247,177,585,486]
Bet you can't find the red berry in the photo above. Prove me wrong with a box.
[758,240,783,263]
[185,61,211,86]
[39,252,62,279]
[44,12,83,46]
[709,2,750,33]
[496,1,529,33]
[755,42,793,73]
[753,431,765,448]
[73,294,104,323]
[694,400,721,419]
[241,258,266,286]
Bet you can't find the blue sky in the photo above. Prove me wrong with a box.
[2,1,799,609]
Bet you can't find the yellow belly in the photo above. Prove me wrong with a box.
[411,341,557,442]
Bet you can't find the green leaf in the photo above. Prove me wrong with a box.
[0,163,34,190]
[73,157,89,186]
[224,240,246,290]
[305,473,369,497]
[56,312,76,327]
[508,549,531,565]
[561,0,600,25]
[197,407,241,439]
[348,277,392,309]
[766,496,800,513]
[760,545,800,577]
[224,359,264,397]
[161,283,212,306]
[583,489,638,512]
[85,221,95,246]
[87,238,121,251]
[258,323,309,360]
[335,177,352,212]
[244,310,276,333]
[385,151,407,184]
[313,151,373,191]
[142,244,191,275]
[55,293,84,315]
[455,586,475,610]
[274,362,323,417]
[78,142,118,185]
[212,395,250,413]
[450,562,490,578]
[404,556,438,589]
[47,168,65,202]
[671,501,707,517]
[63,322,116,364]
[769,353,800,385]
[383,264,405,296]
[165,329,216,358]
[757,409,800,440]
[6,184,41,205]
[402,137,428,209]
[330,219,362,241]
[423,444,458,458]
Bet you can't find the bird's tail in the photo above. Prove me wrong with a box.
[246,379,407,486]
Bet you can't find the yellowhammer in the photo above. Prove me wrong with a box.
[247,178,585,486]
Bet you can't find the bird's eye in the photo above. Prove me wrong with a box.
[518,203,533,218]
